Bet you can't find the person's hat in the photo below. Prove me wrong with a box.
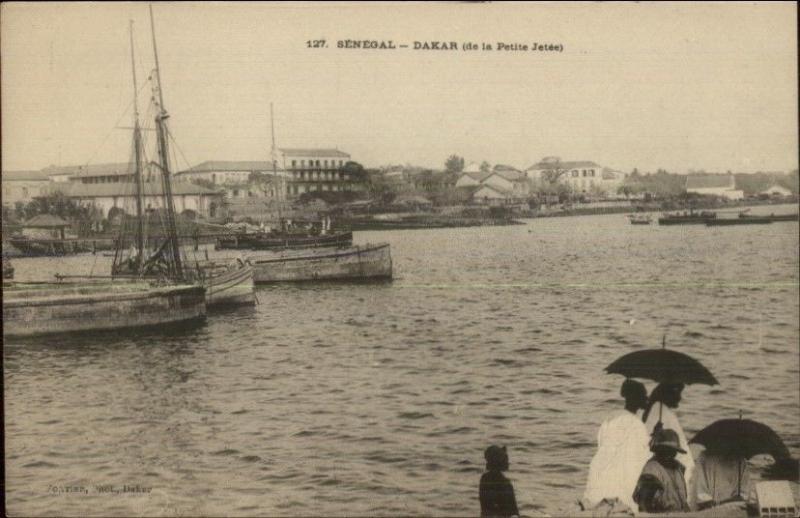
[651,428,687,454]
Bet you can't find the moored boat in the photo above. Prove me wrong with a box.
[628,214,652,225]
[739,213,799,223]
[188,258,255,308]
[8,236,92,257]
[706,217,773,226]
[2,281,205,337]
[109,10,254,310]
[217,229,353,251]
[658,210,717,225]
[248,243,392,283]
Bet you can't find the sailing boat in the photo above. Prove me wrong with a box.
[2,20,209,338]
[111,7,255,309]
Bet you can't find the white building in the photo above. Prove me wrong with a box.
[41,163,136,184]
[278,148,365,196]
[2,170,50,206]
[526,157,623,195]
[48,181,224,219]
[685,174,744,200]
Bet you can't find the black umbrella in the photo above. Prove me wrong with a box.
[690,415,792,497]
[690,418,790,460]
[605,348,718,385]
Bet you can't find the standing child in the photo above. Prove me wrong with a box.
[479,445,520,518]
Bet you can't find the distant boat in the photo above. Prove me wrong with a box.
[248,243,392,283]
[706,217,772,226]
[658,210,717,225]
[9,215,92,257]
[217,228,353,251]
[739,212,799,223]
[628,214,652,225]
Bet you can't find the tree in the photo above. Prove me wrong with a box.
[444,154,465,174]
[540,158,569,185]
[342,161,367,181]
[479,161,491,173]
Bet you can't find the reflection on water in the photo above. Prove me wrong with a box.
[4,206,799,516]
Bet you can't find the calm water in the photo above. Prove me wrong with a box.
[4,205,799,516]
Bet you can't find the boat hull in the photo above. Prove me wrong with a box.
[706,218,773,226]
[658,217,714,225]
[9,237,91,257]
[740,214,798,223]
[248,243,393,283]
[201,262,256,308]
[2,283,206,337]
[217,231,353,251]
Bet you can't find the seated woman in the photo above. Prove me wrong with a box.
[694,448,750,509]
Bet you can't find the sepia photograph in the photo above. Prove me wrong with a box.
[2,2,798,516]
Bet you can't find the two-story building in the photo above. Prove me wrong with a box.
[279,148,364,196]
[41,163,137,184]
[526,157,623,195]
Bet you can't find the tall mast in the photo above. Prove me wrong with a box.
[270,102,277,173]
[129,20,145,273]
[149,3,184,280]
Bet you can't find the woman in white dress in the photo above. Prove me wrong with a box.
[583,379,652,513]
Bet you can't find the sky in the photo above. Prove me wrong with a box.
[1,2,797,174]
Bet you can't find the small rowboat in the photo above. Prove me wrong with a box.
[628,214,652,225]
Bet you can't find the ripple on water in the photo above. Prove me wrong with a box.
[4,212,798,517]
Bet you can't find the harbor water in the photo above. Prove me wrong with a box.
[4,205,799,516]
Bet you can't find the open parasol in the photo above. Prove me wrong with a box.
[605,337,718,386]
[690,413,792,497]
[690,417,790,460]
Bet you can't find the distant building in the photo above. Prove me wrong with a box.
[279,148,365,196]
[47,181,224,219]
[472,184,517,205]
[456,164,529,201]
[455,170,492,188]
[41,163,136,185]
[760,184,792,197]
[175,161,288,200]
[21,214,71,239]
[686,174,744,200]
[526,157,618,194]
[2,170,50,206]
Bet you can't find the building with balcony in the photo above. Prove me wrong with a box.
[279,148,364,196]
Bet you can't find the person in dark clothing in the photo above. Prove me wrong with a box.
[479,445,519,518]
[633,428,691,514]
